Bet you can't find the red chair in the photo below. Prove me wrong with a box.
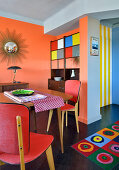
[61,80,81,136]
[0,103,55,170]
[47,80,81,136]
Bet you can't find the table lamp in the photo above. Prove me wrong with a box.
[8,66,21,83]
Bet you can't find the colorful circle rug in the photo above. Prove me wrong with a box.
[107,123,119,133]
[72,121,119,170]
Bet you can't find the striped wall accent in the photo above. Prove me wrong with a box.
[100,25,112,107]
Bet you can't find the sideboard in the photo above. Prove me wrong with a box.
[0,82,29,92]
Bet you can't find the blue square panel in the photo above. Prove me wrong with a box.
[85,133,111,147]
[65,35,72,47]
[113,135,119,143]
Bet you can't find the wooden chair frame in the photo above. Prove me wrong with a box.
[16,116,25,170]
[16,116,55,170]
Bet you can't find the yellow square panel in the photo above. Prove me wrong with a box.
[72,33,80,45]
[51,51,57,60]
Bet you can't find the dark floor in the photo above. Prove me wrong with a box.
[0,104,119,170]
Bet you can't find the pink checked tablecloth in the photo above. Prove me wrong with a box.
[31,91,64,113]
[4,90,64,113]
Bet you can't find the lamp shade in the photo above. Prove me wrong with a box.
[7,66,22,83]
[7,66,21,70]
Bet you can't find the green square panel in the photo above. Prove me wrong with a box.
[107,123,119,133]
[57,49,64,59]
[88,148,119,170]
[73,45,79,57]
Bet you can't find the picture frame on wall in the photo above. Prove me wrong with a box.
[90,37,99,56]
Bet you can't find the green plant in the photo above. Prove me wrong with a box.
[72,57,80,65]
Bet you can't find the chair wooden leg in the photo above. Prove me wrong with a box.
[66,111,68,127]
[57,108,64,153]
[75,107,79,133]
[47,109,53,132]
[62,111,65,137]
[46,145,55,170]
[16,116,25,170]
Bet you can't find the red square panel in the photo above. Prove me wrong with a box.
[102,140,119,157]
[115,121,119,125]
[72,139,99,157]
[51,41,57,51]
[65,47,72,58]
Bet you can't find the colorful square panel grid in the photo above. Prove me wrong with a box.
[51,33,80,60]
[72,121,119,170]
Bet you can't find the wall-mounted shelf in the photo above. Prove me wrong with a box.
[48,79,65,92]
[0,82,29,92]
[48,32,80,92]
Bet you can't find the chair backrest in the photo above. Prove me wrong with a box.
[0,103,30,155]
[65,80,81,102]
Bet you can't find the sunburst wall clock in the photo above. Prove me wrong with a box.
[0,29,28,64]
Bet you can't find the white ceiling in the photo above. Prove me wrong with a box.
[0,0,119,35]
[0,0,73,22]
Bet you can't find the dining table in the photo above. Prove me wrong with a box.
[0,88,72,153]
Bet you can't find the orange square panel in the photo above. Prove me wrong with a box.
[65,47,72,58]
[51,41,57,51]
[97,128,119,140]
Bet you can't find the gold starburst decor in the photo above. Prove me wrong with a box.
[0,29,28,64]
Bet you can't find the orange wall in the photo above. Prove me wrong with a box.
[79,16,88,124]
[0,16,56,89]
[0,16,88,124]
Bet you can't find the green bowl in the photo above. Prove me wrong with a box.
[12,89,34,96]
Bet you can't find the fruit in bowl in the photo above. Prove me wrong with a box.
[54,77,62,81]
[12,89,34,96]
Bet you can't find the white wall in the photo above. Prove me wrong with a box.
[87,16,101,124]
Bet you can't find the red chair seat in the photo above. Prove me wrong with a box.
[61,104,75,111]
[0,132,54,164]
